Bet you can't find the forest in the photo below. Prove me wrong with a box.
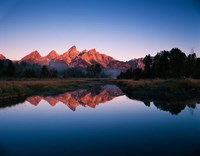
[0,60,105,78]
[118,48,200,79]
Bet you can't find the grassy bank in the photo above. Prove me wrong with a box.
[109,79,200,101]
[1,78,200,103]
[0,79,106,100]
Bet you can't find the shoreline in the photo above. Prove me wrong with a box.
[0,78,107,101]
[1,78,200,103]
[110,79,200,101]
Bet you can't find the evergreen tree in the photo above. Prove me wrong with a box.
[6,60,15,77]
[49,68,58,78]
[40,65,49,78]
[143,55,152,78]
[194,58,200,79]
[24,69,36,78]
[169,48,186,78]
[87,64,103,77]
[185,53,196,77]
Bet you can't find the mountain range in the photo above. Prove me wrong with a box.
[0,46,144,77]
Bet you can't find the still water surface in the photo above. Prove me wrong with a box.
[0,85,200,156]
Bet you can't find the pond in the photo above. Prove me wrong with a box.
[0,85,200,156]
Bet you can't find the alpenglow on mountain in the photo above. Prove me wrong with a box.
[1,46,144,77]
[26,85,124,111]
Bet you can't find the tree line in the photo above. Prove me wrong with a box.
[0,60,107,78]
[118,48,200,79]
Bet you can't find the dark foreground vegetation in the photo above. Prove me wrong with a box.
[0,60,107,78]
[111,79,200,115]
[118,48,200,79]
[112,79,200,100]
[0,79,200,115]
[1,78,200,101]
[0,79,106,100]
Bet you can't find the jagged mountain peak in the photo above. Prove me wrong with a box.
[81,49,88,53]
[81,48,115,60]
[21,50,42,61]
[29,50,41,56]
[62,46,79,55]
[67,46,79,54]
[128,58,144,70]
[87,48,98,54]
[46,50,59,59]
[0,54,6,60]
[59,46,80,64]
[89,48,97,51]
[69,45,77,50]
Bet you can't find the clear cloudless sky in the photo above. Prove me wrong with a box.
[0,0,200,61]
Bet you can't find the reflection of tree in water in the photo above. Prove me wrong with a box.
[90,85,102,96]
[153,101,186,115]
[122,89,199,115]
[0,98,26,109]
[146,100,198,115]
[144,101,151,107]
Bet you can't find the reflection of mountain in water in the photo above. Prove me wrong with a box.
[26,85,124,111]
[1,84,199,115]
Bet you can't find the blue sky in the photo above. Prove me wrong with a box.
[0,0,199,61]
